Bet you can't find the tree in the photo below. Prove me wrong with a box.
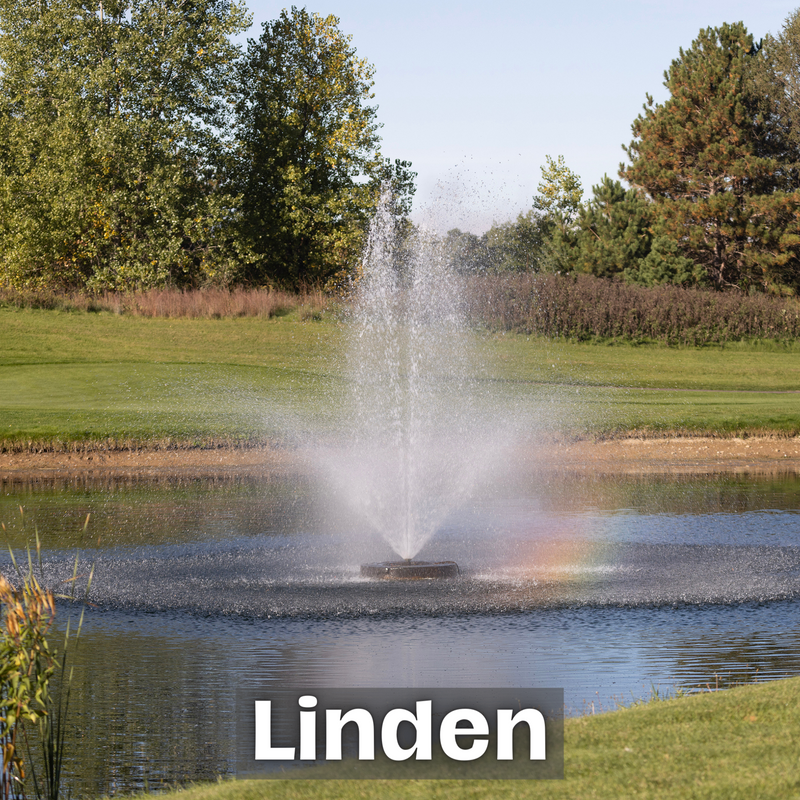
[560,177,653,278]
[483,211,549,272]
[621,22,800,293]
[555,176,705,286]
[530,155,584,273]
[533,155,583,222]
[633,234,704,287]
[443,228,488,274]
[0,0,250,290]
[747,9,800,176]
[235,7,413,288]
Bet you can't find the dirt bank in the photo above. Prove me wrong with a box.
[1,436,799,481]
[537,436,800,475]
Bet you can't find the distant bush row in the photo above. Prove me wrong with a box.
[465,273,800,345]
[4,276,799,344]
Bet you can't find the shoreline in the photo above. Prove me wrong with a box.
[2,436,799,480]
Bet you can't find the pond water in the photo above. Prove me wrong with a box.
[2,469,800,795]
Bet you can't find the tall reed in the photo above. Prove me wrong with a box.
[1,513,92,800]
[0,286,330,319]
[0,562,55,800]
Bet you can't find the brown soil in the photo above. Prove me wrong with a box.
[0,446,303,482]
[1,437,799,481]
[530,436,800,475]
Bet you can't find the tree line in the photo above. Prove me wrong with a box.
[454,14,800,296]
[5,5,800,296]
[0,2,414,291]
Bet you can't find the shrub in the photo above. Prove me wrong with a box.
[465,273,800,344]
[0,286,330,319]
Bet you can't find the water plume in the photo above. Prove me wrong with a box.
[327,189,505,560]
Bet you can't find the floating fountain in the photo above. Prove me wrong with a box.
[326,189,503,579]
[360,559,460,579]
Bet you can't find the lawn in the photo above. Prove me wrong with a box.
[132,676,800,800]
[1,305,799,448]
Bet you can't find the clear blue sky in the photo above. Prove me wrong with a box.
[243,2,794,232]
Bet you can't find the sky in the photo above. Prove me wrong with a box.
[242,1,795,233]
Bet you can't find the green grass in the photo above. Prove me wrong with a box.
[126,676,800,800]
[480,334,800,391]
[1,306,799,448]
[0,307,344,446]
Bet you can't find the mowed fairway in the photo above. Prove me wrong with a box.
[0,307,345,444]
[1,306,799,446]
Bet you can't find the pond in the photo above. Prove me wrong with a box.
[2,468,800,795]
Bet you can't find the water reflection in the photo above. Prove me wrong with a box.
[56,598,800,795]
[2,470,799,795]
[0,473,317,551]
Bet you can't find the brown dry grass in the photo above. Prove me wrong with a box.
[2,437,799,481]
[5,276,800,342]
[0,286,330,319]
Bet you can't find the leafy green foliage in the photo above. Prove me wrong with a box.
[533,155,583,220]
[483,211,550,272]
[234,7,414,288]
[443,229,487,274]
[0,0,250,291]
[444,212,550,274]
[0,4,409,291]
[621,22,800,293]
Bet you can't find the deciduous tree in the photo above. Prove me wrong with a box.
[0,0,250,290]
[235,7,414,288]
[533,155,583,220]
[483,211,549,272]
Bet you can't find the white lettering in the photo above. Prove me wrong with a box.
[439,708,489,761]
[255,696,549,765]
[254,701,296,760]
[381,701,433,761]
[325,708,375,760]
[497,708,546,760]
[298,695,317,760]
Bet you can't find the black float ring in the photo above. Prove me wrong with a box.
[360,560,460,580]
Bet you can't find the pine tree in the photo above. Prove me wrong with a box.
[557,177,705,287]
[566,177,653,279]
[621,22,800,293]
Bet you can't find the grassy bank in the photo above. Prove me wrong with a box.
[129,676,800,800]
[1,305,799,450]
